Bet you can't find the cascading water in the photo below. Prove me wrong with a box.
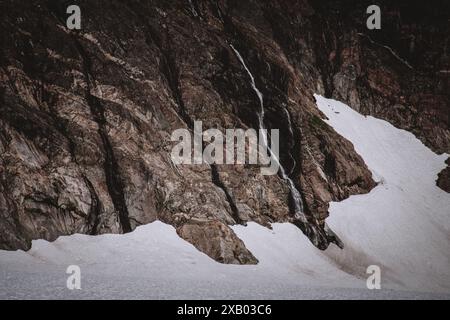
[282,105,297,175]
[230,44,343,249]
[229,45,307,222]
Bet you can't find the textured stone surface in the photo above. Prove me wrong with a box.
[437,158,450,193]
[0,0,446,263]
[177,220,258,264]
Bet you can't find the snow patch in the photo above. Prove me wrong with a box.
[314,94,450,293]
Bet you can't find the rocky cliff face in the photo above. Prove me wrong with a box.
[0,0,447,263]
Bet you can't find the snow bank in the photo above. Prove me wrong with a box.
[1,95,449,299]
[314,94,450,293]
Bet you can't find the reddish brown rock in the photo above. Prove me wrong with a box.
[177,220,258,264]
[1,0,445,263]
[437,159,450,193]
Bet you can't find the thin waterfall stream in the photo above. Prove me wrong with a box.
[230,44,343,249]
[230,45,307,223]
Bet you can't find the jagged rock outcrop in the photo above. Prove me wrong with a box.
[177,220,258,264]
[0,0,445,263]
[437,158,450,192]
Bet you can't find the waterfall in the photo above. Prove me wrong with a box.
[229,44,307,223]
[229,44,343,249]
[229,45,264,120]
[282,105,297,175]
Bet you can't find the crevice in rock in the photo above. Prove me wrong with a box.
[160,46,242,223]
[72,38,132,233]
[83,176,102,235]
[0,177,30,250]
[131,8,243,225]
[210,164,243,224]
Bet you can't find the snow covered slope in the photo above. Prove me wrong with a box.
[0,96,449,299]
[314,94,450,293]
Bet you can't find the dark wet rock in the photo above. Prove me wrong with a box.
[437,158,450,193]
